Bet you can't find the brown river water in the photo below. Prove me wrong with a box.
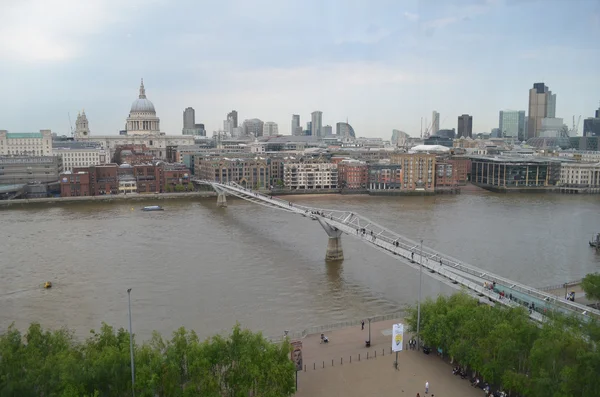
[1,192,599,340]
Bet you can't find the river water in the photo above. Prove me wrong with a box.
[1,192,599,340]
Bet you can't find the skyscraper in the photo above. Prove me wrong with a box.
[431,111,440,135]
[242,118,264,137]
[583,105,600,137]
[183,107,195,129]
[457,114,473,138]
[291,114,301,135]
[227,110,238,128]
[322,125,333,136]
[182,106,205,136]
[263,122,279,136]
[499,110,526,139]
[527,83,556,138]
[311,111,323,137]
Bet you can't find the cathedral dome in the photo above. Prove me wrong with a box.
[130,79,156,113]
[131,98,155,113]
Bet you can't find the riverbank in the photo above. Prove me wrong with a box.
[0,191,216,208]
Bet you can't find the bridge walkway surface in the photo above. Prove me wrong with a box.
[295,318,481,397]
[194,180,600,323]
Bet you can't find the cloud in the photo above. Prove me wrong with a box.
[403,11,420,21]
[421,0,500,33]
[0,0,161,63]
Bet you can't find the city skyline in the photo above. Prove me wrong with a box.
[0,0,599,137]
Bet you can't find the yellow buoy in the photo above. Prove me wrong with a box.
[44,281,52,289]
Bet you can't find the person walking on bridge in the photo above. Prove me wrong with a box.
[425,381,429,394]
[361,320,365,330]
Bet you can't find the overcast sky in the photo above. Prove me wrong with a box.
[0,0,599,138]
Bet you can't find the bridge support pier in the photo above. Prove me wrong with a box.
[216,191,227,207]
[318,218,344,262]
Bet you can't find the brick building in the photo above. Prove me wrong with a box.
[338,159,368,189]
[447,157,470,185]
[390,153,436,191]
[163,163,191,191]
[61,162,190,196]
[59,171,91,197]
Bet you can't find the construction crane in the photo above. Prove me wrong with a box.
[570,115,581,137]
[68,112,74,137]
[420,117,433,139]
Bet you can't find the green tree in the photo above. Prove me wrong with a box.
[1,322,295,397]
[405,292,600,397]
[174,184,185,192]
[582,272,600,301]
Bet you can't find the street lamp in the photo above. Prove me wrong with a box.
[416,239,423,350]
[127,288,135,397]
[368,318,371,344]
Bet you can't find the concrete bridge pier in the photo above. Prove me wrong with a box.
[215,189,227,207]
[317,218,344,262]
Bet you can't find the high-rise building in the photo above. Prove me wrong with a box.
[183,107,195,129]
[227,110,238,128]
[336,122,356,139]
[322,125,333,136]
[242,119,264,137]
[431,111,440,135]
[311,111,323,137]
[499,110,526,139]
[528,83,557,138]
[223,120,232,135]
[291,114,300,135]
[583,105,600,137]
[391,130,409,146]
[182,106,205,136]
[457,114,473,138]
[263,122,279,136]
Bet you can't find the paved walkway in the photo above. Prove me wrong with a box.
[294,319,481,397]
[547,283,597,306]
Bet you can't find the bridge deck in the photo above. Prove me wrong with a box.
[193,180,599,322]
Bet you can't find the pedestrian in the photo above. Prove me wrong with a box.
[425,381,429,394]
[361,320,365,330]
[417,394,420,397]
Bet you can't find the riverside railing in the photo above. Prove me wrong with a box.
[268,311,405,343]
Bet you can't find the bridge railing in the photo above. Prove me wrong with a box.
[196,180,599,320]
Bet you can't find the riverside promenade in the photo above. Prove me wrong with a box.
[294,319,480,397]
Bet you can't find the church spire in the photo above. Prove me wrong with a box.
[139,78,146,99]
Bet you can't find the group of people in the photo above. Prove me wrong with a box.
[566,291,576,301]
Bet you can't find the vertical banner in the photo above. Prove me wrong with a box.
[290,340,303,371]
[392,323,404,352]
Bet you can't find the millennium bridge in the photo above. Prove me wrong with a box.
[193,180,600,324]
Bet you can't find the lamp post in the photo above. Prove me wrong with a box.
[127,288,135,397]
[416,239,423,350]
[368,318,371,343]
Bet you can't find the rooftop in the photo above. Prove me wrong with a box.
[468,155,566,163]
[53,142,103,150]
[5,132,44,139]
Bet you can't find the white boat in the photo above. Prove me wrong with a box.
[142,205,164,211]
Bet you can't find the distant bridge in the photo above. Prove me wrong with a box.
[193,180,600,323]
